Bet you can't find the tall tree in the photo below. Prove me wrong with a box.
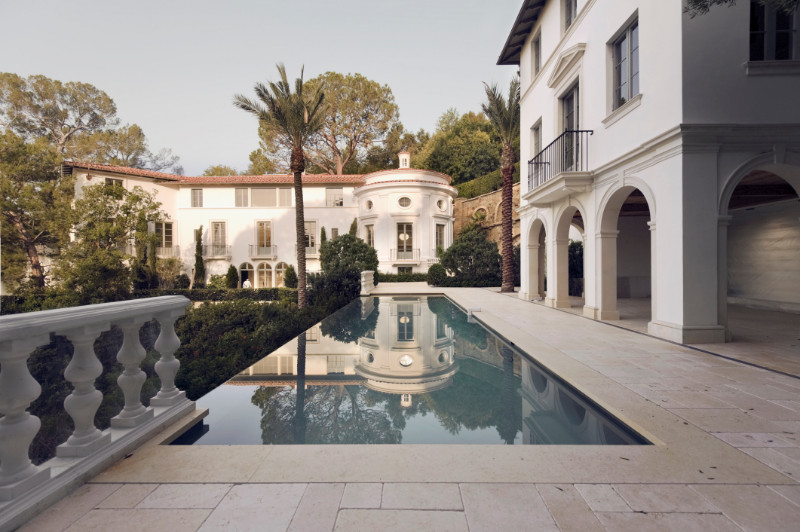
[234,64,326,308]
[69,123,182,173]
[0,73,118,154]
[0,131,72,289]
[482,77,520,293]
[685,0,798,17]
[304,72,399,175]
[203,164,239,176]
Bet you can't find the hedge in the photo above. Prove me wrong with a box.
[132,288,297,302]
[375,272,429,283]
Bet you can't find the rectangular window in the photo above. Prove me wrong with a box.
[750,1,797,60]
[562,84,579,170]
[251,188,277,207]
[191,189,203,207]
[530,121,542,157]
[278,188,292,206]
[397,223,413,259]
[331,227,339,239]
[435,224,446,250]
[565,0,578,30]
[326,187,344,207]
[304,221,317,251]
[531,32,541,76]
[235,188,248,207]
[397,304,414,341]
[256,221,271,247]
[613,20,639,109]
[211,221,226,256]
[365,225,375,248]
[105,177,123,189]
[155,222,173,248]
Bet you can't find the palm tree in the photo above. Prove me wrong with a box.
[482,77,520,293]
[234,64,325,308]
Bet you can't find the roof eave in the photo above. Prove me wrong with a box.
[497,0,547,66]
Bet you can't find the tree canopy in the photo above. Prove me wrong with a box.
[203,164,239,176]
[69,123,182,173]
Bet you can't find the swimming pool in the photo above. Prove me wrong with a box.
[173,296,647,445]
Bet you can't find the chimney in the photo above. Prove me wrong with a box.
[398,151,410,169]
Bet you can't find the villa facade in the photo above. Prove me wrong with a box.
[500,0,800,343]
[63,152,457,287]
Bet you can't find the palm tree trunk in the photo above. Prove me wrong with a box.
[291,145,308,308]
[500,144,515,293]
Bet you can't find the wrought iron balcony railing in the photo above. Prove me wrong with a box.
[249,245,277,259]
[202,244,231,258]
[528,130,593,190]
[391,248,420,262]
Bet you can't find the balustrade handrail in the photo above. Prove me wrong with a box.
[0,296,195,527]
[528,129,593,190]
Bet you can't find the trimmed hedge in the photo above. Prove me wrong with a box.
[375,272,428,283]
[132,288,297,302]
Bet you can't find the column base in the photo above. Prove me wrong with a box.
[150,390,187,407]
[597,309,620,320]
[57,432,111,458]
[583,305,598,318]
[111,406,154,429]
[518,291,529,301]
[0,467,50,502]
[554,299,572,309]
[647,320,727,344]
[544,298,556,308]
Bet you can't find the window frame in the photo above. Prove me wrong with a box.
[191,189,203,208]
[235,188,249,207]
[365,224,375,248]
[564,0,578,31]
[531,31,542,78]
[612,19,640,110]
[750,0,798,61]
[326,187,344,207]
[154,221,173,248]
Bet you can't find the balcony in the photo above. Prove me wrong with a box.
[0,297,199,527]
[156,245,180,258]
[526,130,594,206]
[249,244,278,259]
[202,244,231,260]
[391,248,420,263]
[295,244,319,257]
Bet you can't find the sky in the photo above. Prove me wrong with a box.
[1,0,522,176]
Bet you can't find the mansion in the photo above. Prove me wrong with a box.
[63,152,457,288]
[501,0,800,343]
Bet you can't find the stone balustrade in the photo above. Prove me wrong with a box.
[0,296,198,530]
[360,271,375,295]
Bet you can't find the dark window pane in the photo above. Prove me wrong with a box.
[775,32,792,59]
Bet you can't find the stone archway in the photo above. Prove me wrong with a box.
[553,205,586,309]
[597,186,654,323]
[718,164,800,340]
[525,218,548,301]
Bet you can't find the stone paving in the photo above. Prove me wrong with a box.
[17,286,800,531]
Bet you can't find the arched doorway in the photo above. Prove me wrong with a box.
[720,167,800,342]
[525,218,547,301]
[257,263,272,288]
[553,206,586,309]
[598,187,653,325]
[239,263,254,288]
[275,262,288,287]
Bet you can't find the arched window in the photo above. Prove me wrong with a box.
[275,262,288,287]
[239,263,254,288]
[257,263,272,288]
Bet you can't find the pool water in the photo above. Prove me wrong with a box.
[173,296,647,446]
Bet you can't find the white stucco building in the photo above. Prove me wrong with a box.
[500,0,800,343]
[63,154,456,287]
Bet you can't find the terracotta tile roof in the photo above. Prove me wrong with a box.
[64,161,182,181]
[178,174,365,185]
[64,161,366,185]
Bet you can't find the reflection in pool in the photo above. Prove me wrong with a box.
[174,296,647,445]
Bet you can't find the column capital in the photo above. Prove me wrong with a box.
[596,230,620,239]
[647,220,656,231]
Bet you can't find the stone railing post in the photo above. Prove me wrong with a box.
[150,309,187,406]
[0,335,52,501]
[57,324,112,457]
[111,318,154,428]
[361,270,375,296]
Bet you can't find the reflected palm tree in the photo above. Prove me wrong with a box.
[293,333,307,444]
[498,344,519,444]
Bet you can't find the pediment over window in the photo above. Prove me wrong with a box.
[547,43,586,89]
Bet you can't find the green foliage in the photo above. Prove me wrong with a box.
[685,0,798,17]
[193,226,205,288]
[320,226,327,244]
[54,184,163,304]
[413,111,500,184]
[206,274,228,290]
[225,264,239,288]
[359,123,429,173]
[320,297,380,344]
[376,271,428,283]
[70,123,181,173]
[247,145,277,174]
[156,258,185,289]
[0,131,72,289]
[348,218,358,236]
[455,162,521,199]
[439,228,501,286]
[284,264,298,288]
[304,72,400,174]
[131,287,295,303]
[175,273,191,289]
[569,240,584,296]
[427,263,447,286]
[203,164,238,176]
[320,233,379,273]
[307,268,361,314]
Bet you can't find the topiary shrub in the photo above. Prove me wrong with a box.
[206,274,227,290]
[427,263,447,286]
[284,264,298,288]
[225,264,239,289]
[440,227,501,286]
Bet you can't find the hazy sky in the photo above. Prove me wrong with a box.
[2,0,522,175]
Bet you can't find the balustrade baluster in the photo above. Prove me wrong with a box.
[150,310,187,406]
[57,325,112,457]
[0,335,51,501]
[111,319,154,428]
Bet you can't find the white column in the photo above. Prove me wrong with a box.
[58,324,112,457]
[0,335,51,501]
[111,318,154,428]
[717,215,732,341]
[596,230,620,320]
[519,242,536,300]
[150,310,187,406]
[553,238,571,308]
[648,220,658,327]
